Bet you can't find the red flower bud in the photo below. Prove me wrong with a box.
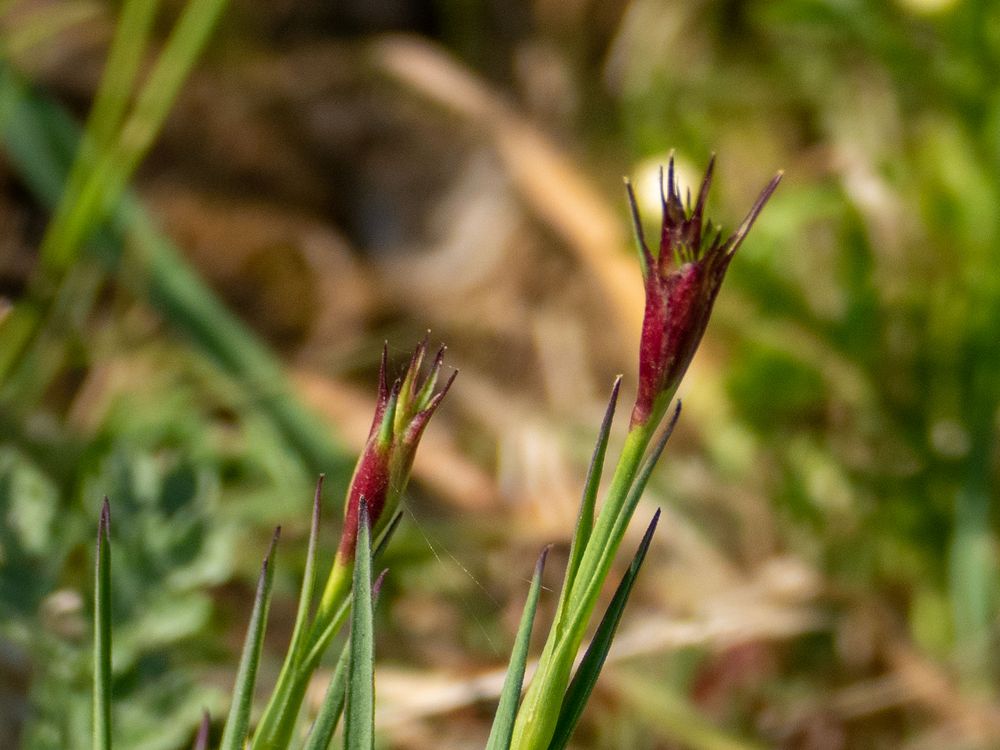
[627,156,781,429]
[337,337,456,561]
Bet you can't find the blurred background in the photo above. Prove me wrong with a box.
[2,0,1000,747]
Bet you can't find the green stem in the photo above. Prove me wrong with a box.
[566,422,654,613]
[250,563,351,750]
[509,420,655,750]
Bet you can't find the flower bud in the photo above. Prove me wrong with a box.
[626,156,781,429]
[337,337,456,561]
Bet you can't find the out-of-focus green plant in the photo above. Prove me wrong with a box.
[0,1,352,745]
[2,428,237,750]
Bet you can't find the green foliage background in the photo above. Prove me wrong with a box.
[2,0,1000,747]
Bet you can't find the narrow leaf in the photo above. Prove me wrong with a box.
[559,377,620,626]
[303,597,351,675]
[191,710,210,750]
[372,510,403,562]
[303,571,388,750]
[44,0,231,271]
[547,510,661,750]
[512,403,680,750]
[93,498,112,750]
[297,476,325,648]
[302,640,351,750]
[219,527,280,750]
[251,477,326,749]
[485,546,550,750]
[566,401,680,636]
[40,0,160,270]
[344,500,375,749]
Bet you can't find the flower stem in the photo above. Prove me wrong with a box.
[510,411,661,750]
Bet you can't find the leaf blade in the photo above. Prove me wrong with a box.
[93,498,112,750]
[219,527,280,750]
[485,546,550,750]
[547,510,661,750]
[303,571,387,750]
[251,476,325,749]
[344,501,375,750]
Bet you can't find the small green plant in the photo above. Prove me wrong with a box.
[88,157,780,749]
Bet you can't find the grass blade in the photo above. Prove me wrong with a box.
[39,0,160,271]
[565,401,681,638]
[251,476,325,749]
[485,546,550,750]
[303,571,387,750]
[302,639,351,750]
[43,0,231,272]
[191,710,210,750]
[344,500,375,750]
[0,78,348,473]
[93,498,112,750]
[219,527,280,750]
[511,403,678,750]
[546,510,661,750]
[551,377,620,643]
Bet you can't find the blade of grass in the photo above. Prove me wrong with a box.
[0,75,349,475]
[504,379,618,745]
[559,377,620,620]
[262,510,402,750]
[219,527,281,750]
[191,710,210,750]
[93,498,112,750]
[251,476,326,749]
[485,546,550,750]
[511,402,679,750]
[42,0,231,272]
[40,0,160,273]
[344,500,375,750]
[303,571,387,750]
[562,403,680,650]
[301,510,402,664]
[546,510,660,750]
[302,634,352,750]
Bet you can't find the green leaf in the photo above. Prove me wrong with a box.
[302,640,351,750]
[42,0,231,272]
[344,500,375,750]
[0,75,348,474]
[93,498,113,750]
[553,377,620,640]
[303,571,386,750]
[41,0,160,270]
[191,710,210,750]
[485,546,550,750]
[565,402,680,638]
[547,510,660,750]
[510,403,679,750]
[251,477,325,749]
[512,394,677,750]
[219,528,280,750]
